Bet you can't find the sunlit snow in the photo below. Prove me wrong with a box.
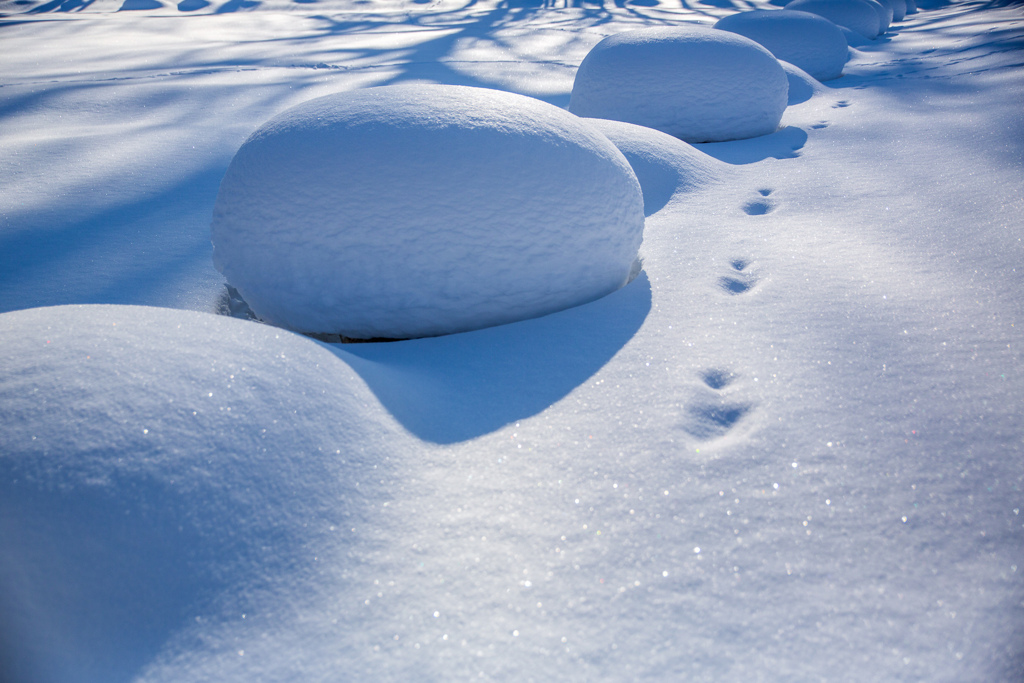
[0,0,1022,681]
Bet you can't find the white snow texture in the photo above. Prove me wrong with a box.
[714,10,849,81]
[211,84,644,339]
[785,0,882,38]
[865,0,894,32]
[582,117,723,215]
[0,304,397,683]
[568,25,789,143]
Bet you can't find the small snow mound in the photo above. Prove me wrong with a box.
[584,118,724,215]
[785,0,881,39]
[0,304,396,682]
[714,10,849,81]
[779,59,828,104]
[568,25,788,143]
[211,84,644,340]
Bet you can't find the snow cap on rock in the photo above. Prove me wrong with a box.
[211,84,644,340]
[714,10,849,81]
[568,25,788,143]
[785,0,882,39]
[863,0,893,32]
[887,0,907,22]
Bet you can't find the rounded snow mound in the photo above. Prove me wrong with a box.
[584,118,723,215]
[786,0,881,39]
[211,84,645,340]
[714,10,849,81]
[779,59,829,105]
[568,25,789,143]
[888,0,907,22]
[0,304,395,681]
[865,0,893,32]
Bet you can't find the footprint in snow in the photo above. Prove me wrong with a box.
[811,121,829,129]
[742,189,775,216]
[700,368,736,390]
[719,258,758,295]
[683,369,752,440]
[833,100,851,108]
[682,401,753,440]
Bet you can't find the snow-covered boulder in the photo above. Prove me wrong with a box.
[584,118,723,215]
[211,84,644,340]
[785,0,881,39]
[887,0,907,22]
[568,25,789,143]
[714,10,849,81]
[865,0,893,32]
[0,304,396,682]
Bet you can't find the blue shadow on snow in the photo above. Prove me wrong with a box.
[695,126,808,165]
[333,272,652,444]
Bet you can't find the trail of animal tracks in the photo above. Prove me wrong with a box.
[0,0,1022,680]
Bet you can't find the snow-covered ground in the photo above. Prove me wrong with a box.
[1,0,1022,680]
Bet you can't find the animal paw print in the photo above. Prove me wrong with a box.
[682,369,752,440]
[719,258,758,295]
[743,188,776,216]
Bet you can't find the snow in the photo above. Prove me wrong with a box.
[888,0,907,22]
[0,304,401,683]
[865,0,894,32]
[568,25,789,143]
[714,9,849,81]
[1,0,1023,681]
[211,84,644,339]
[786,0,882,39]
[582,117,725,215]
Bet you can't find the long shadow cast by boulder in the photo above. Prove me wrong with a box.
[694,126,808,165]
[333,272,651,444]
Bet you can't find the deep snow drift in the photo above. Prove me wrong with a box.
[212,84,644,339]
[0,0,1022,681]
[569,25,789,142]
[0,304,401,683]
[714,9,849,81]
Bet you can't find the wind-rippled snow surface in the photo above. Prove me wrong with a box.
[0,0,1022,681]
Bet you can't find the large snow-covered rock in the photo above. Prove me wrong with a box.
[714,10,849,81]
[785,0,882,39]
[583,118,723,215]
[865,0,893,32]
[887,0,907,22]
[211,84,644,340]
[0,304,396,683]
[568,25,789,143]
